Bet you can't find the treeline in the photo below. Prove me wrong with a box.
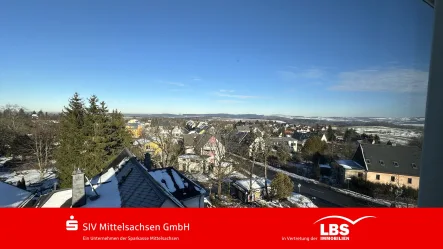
[56,93,131,188]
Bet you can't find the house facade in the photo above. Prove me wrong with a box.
[269,137,298,152]
[352,144,421,189]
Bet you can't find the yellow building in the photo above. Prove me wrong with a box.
[126,122,143,138]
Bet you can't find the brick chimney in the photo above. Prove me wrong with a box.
[71,168,87,207]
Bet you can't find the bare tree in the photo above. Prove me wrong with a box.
[149,124,183,168]
[208,130,237,197]
[28,119,58,178]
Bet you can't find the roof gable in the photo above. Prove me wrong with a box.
[358,144,421,177]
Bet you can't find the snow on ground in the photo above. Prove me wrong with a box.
[0,181,32,207]
[288,193,317,208]
[349,126,422,145]
[0,168,58,194]
[0,157,12,167]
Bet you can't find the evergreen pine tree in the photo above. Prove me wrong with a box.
[55,92,87,188]
[83,95,109,175]
[38,110,44,117]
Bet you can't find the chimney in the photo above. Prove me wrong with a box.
[72,168,87,207]
[144,153,152,171]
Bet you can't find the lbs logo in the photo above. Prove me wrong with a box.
[313,216,375,240]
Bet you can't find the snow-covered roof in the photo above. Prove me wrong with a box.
[0,181,32,207]
[234,178,271,192]
[149,167,206,200]
[178,154,202,160]
[319,164,331,169]
[41,189,72,208]
[336,160,364,170]
[41,167,122,208]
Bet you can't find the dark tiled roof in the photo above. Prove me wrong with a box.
[183,134,200,147]
[292,132,311,141]
[194,134,221,154]
[353,144,421,177]
[149,167,206,202]
[113,157,184,207]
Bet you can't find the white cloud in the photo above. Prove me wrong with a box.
[330,68,429,93]
[193,77,202,81]
[219,89,235,93]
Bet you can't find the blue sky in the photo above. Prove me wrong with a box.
[0,0,434,117]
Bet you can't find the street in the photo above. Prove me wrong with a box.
[233,154,386,207]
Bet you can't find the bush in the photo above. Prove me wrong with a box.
[348,177,418,200]
[270,173,294,200]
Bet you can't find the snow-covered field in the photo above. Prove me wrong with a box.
[349,126,422,145]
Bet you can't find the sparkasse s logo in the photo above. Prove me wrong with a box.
[313,215,375,241]
[66,215,78,231]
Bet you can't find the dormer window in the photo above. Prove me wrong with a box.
[393,161,399,167]
[379,160,385,166]
[412,163,417,169]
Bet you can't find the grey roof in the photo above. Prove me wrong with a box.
[114,158,184,207]
[183,134,200,147]
[292,132,311,141]
[194,134,221,154]
[353,144,421,177]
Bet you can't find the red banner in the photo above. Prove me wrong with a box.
[0,208,440,248]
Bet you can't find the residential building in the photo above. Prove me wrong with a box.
[352,144,421,189]
[334,159,366,185]
[231,178,271,203]
[178,154,207,173]
[36,148,207,208]
[126,120,143,138]
[269,137,298,152]
[292,132,311,148]
[194,134,225,164]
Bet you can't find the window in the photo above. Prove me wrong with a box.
[391,176,396,182]
[393,161,399,167]
[376,174,380,180]
[412,163,417,169]
[379,160,385,166]
[358,172,363,178]
[365,159,371,164]
[408,178,412,184]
